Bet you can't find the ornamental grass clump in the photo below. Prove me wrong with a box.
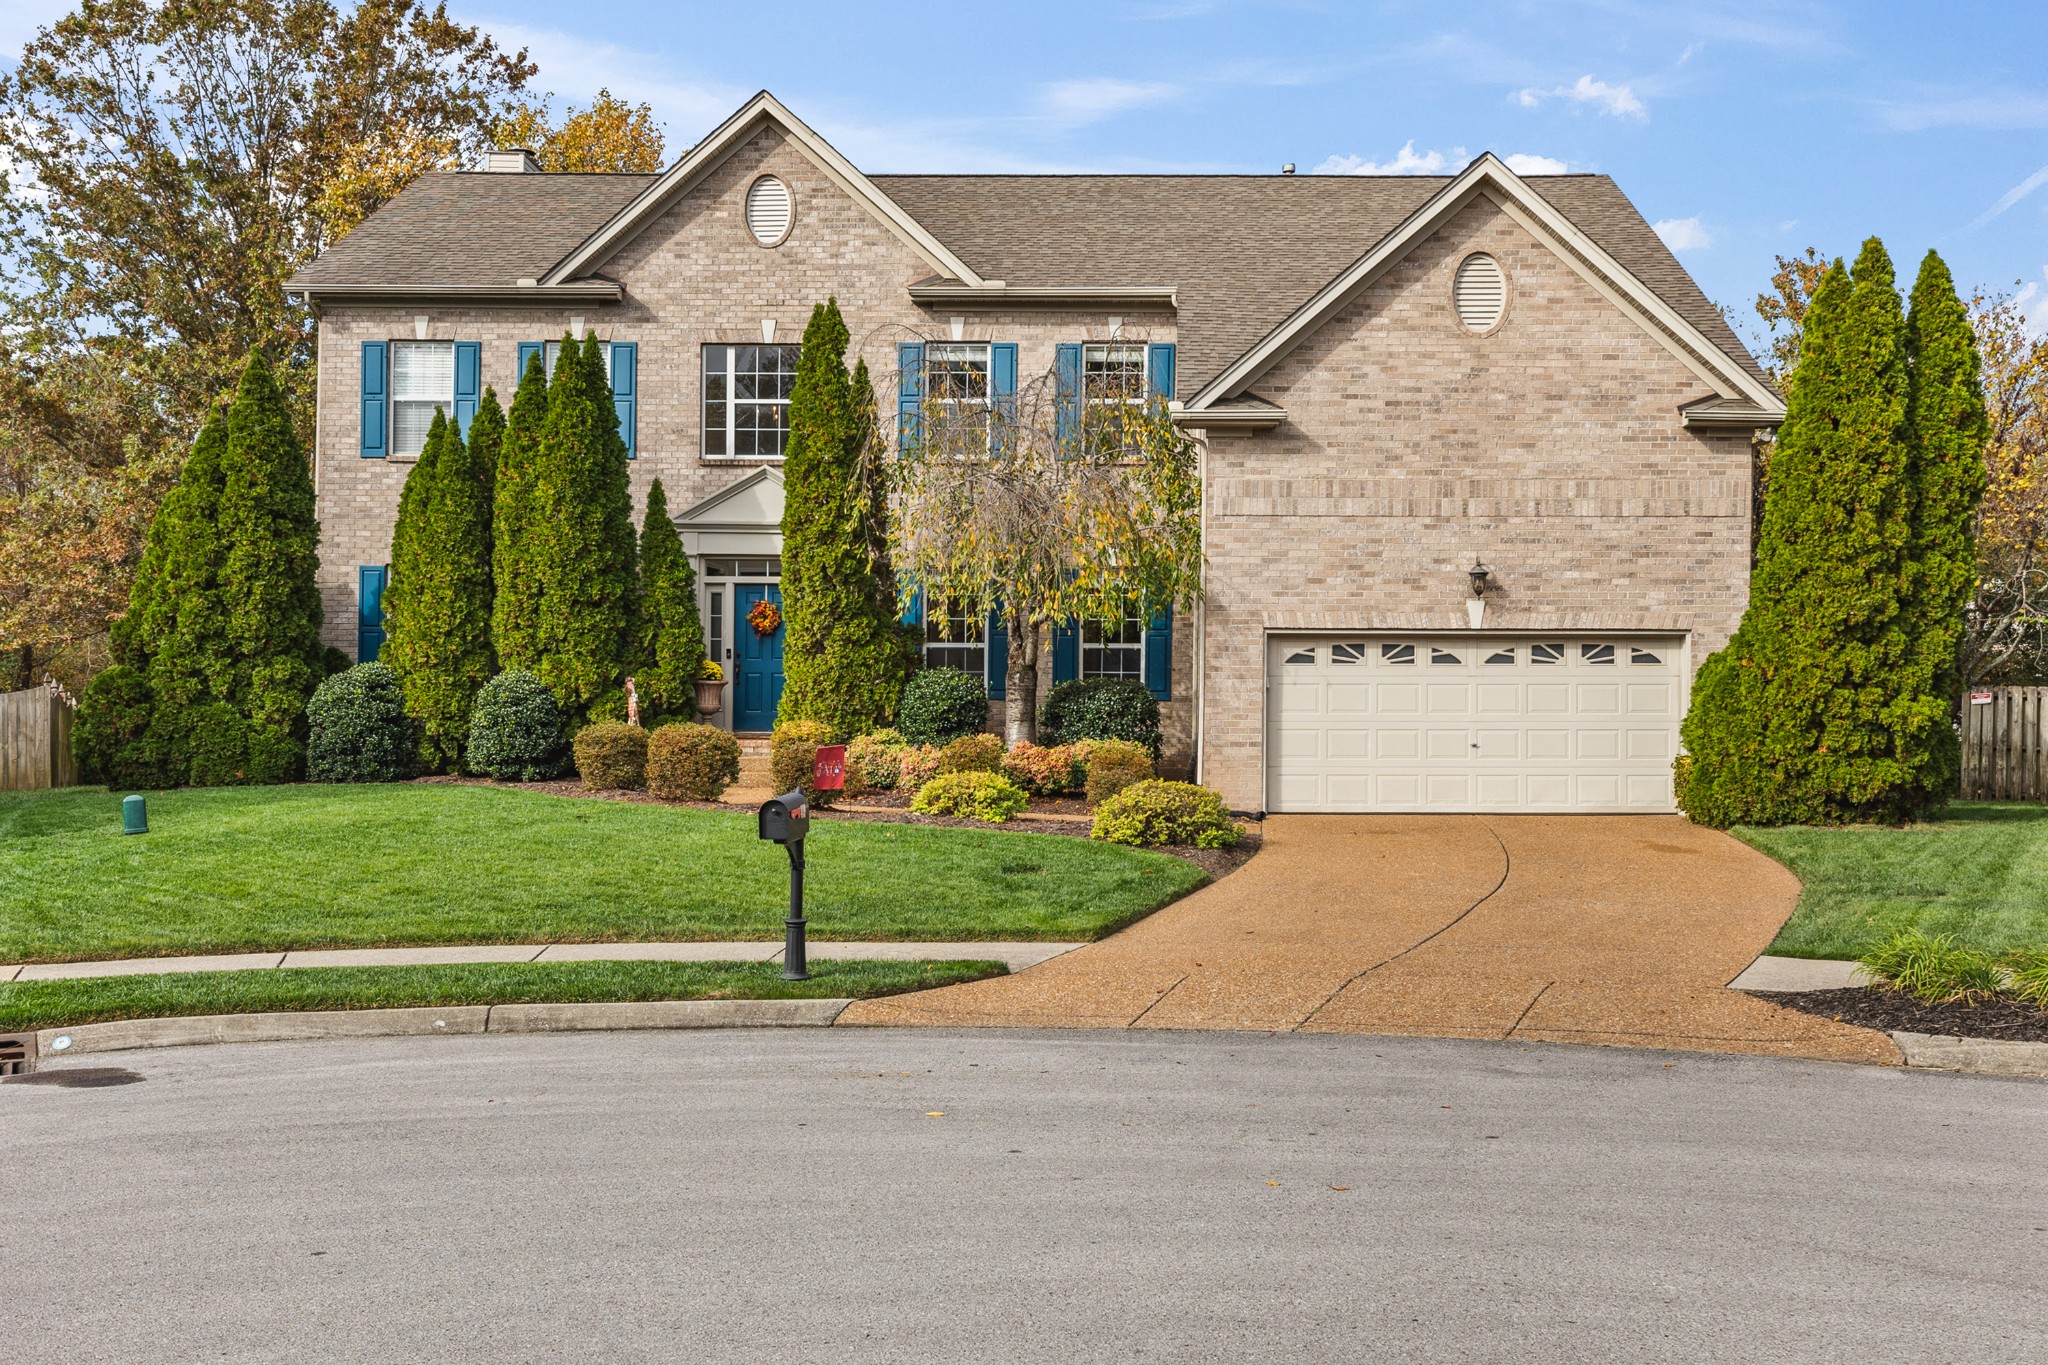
[573,721,649,790]
[1860,928,2002,1003]
[2005,950,2048,1009]
[466,670,569,781]
[1090,780,1240,849]
[897,667,987,746]
[306,663,416,783]
[645,723,741,801]
[1083,738,1155,806]
[911,770,1028,823]
[897,744,942,794]
[937,732,1004,775]
[1002,740,1082,795]
[847,729,907,790]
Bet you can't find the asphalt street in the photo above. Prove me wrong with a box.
[4,1029,2044,1363]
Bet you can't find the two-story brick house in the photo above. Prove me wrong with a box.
[287,91,1780,815]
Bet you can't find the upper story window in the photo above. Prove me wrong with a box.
[704,344,800,459]
[390,340,454,458]
[1084,343,1147,405]
[923,599,987,678]
[926,342,992,453]
[1082,605,1145,681]
[544,339,613,383]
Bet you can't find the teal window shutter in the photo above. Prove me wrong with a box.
[1052,620,1079,683]
[986,604,1008,700]
[360,341,387,458]
[901,583,923,628]
[517,341,544,386]
[611,342,637,458]
[1143,606,1172,701]
[453,341,481,436]
[1147,342,1176,402]
[1054,343,1081,447]
[357,565,388,661]
[896,342,924,453]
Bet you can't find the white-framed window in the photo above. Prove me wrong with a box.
[704,345,801,459]
[544,339,613,383]
[1083,342,1147,405]
[926,342,992,453]
[1082,605,1145,681]
[923,599,987,678]
[390,340,454,458]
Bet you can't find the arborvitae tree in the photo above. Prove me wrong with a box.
[528,333,638,721]
[463,387,504,612]
[850,357,906,650]
[214,351,324,737]
[776,299,909,733]
[1678,239,1917,826]
[381,402,499,772]
[637,479,704,723]
[115,413,230,705]
[1899,250,1990,805]
[493,349,549,671]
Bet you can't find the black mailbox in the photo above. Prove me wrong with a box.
[758,788,809,845]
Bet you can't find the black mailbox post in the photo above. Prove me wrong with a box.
[758,788,811,980]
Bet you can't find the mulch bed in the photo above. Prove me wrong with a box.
[1750,987,2048,1044]
[413,775,1261,881]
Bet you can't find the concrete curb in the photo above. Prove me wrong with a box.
[1890,1031,2048,1079]
[33,999,853,1057]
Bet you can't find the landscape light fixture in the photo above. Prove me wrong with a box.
[1469,561,1492,597]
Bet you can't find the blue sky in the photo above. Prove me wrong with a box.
[7,0,2046,349]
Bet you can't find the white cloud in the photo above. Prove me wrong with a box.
[1970,162,2048,231]
[2016,271,2048,338]
[1315,141,1468,176]
[1503,153,1570,175]
[1038,78,1180,127]
[1874,89,2048,132]
[1652,216,1713,251]
[1515,74,1648,121]
[482,21,743,135]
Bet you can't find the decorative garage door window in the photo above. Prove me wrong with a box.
[1268,636,1682,814]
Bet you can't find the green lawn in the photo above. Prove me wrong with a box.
[0,959,1007,1032]
[0,784,1207,963]
[1736,801,2048,960]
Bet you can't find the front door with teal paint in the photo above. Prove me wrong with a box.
[733,582,785,731]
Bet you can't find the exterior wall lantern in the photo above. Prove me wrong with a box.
[1467,561,1492,629]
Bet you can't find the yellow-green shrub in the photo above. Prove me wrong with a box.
[645,723,740,801]
[1090,780,1239,849]
[937,732,1004,775]
[911,770,1029,823]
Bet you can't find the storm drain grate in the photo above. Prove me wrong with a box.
[0,1033,37,1076]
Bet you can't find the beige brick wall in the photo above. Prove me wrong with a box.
[1193,195,1753,809]
[311,124,1189,752]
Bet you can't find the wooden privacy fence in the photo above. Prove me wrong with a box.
[0,682,80,791]
[1961,686,2048,801]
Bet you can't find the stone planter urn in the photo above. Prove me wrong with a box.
[694,677,726,717]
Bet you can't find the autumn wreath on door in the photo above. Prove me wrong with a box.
[747,599,782,637]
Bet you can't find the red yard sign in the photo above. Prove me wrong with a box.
[813,744,847,791]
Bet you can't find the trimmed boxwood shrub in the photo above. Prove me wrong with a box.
[466,669,569,781]
[1083,738,1155,807]
[307,663,417,783]
[847,728,907,790]
[771,718,862,805]
[1003,740,1081,796]
[937,732,1004,775]
[911,770,1029,823]
[645,722,741,801]
[573,721,649,790]
[1038,678,1160,755]
[897,667,987,746]
[897,744,942,793]
[73,664,155,786]
[1090,780,1239,849]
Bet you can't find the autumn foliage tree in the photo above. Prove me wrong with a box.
[488,89,667,174]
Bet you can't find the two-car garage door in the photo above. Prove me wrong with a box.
[1267,635,1683,813]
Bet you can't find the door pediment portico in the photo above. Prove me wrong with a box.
[676,466,784,559]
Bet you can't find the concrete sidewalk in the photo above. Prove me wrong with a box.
[3,941,1081,983]
[842,815,1899,1065]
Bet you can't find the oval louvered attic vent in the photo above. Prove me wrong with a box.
[1453,253,1507,332]
[745,176,792,246]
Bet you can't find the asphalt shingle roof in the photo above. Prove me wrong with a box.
[289,168,1765,394]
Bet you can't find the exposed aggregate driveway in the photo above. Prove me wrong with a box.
[843,814,1899,1064]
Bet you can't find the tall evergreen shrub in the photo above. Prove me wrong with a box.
[382,399,499,772]
[528,334,638,721]
[116,413,231,704]
[1678,240,1919,826]
[638,479,704,722]
[776,299,908,732]
[493,348,549,670]
[1899,251,1990,804]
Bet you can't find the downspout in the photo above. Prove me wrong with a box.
[1192,426,1208,786]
